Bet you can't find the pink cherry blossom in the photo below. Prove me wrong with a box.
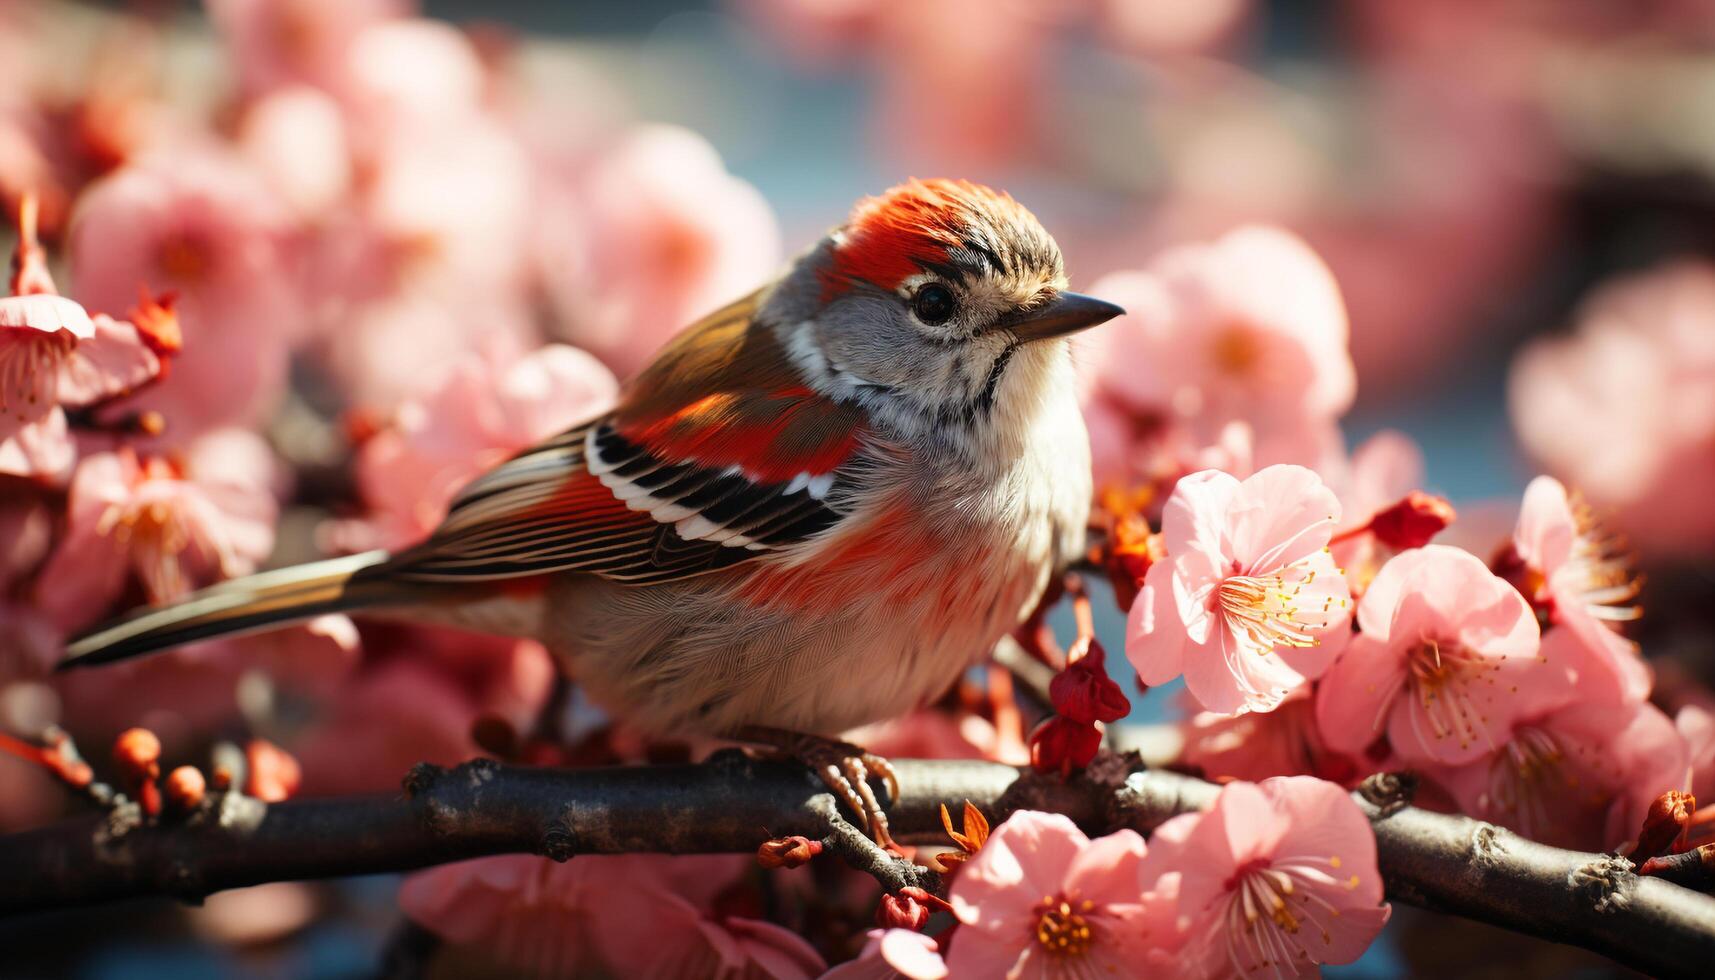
[1314,544,1566,766]
[1127,465,1352,715]
[1084,226,1355,453]
[1511,475,1650,705]
[1142,776,1391,978]
[947,810,1176,977]
[738,0,1074,170]
[331,344,618,552]
[820,929,947,980]
[1509,261,1715,558]
[356,114,532,302]
[1422,692,1690,851]
[400,853,824,978]
[341,18,489,145]
[204,0,409,100]
[536,125,782,378]
[32,428,278,632]
[69,148,299,439]
[0,201,161,478]
[237,87,352,221]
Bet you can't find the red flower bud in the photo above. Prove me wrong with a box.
[244,738,301,803]
[113,728,162,782]
[1639,843,1715,888]
[757,835,823,869]
[1029,716,1101,775]
[1049,640,1131,724]
[164,766,207,813]
[1368,491,1456,550]
[876,891,930,931]
[1635,790,1696,861]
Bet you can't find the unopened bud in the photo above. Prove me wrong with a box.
[1029,717,1101,776]
[757,835,823,869]
[1368,492,1455,550]
[1635,790,1696,861]
[164,765,206,812]
[1049,641,1131,724]
[244,738,301,803]
[876,892,929,931]
[1639,843,1715,888]
[113,728,161,782]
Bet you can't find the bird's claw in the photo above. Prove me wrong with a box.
[740,728,900,851]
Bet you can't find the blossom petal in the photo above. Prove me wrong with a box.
[1160,468,1240,556]
[1226,464,1341,573]
[0,407,74,479]
[950,810,1087,936]
[1063,828,1148,909]
[1313,634,1406,757]
[0,294,95,338]
[57,315,161,406]
[1128,560,1190,686]
[878,929,949,980]
[1513,475,1575,575]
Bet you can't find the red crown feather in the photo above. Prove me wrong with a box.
[820,178,1031,299]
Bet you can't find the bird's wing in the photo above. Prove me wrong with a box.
[381,293,871,585]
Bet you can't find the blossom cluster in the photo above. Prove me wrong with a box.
[1083,226,1705,859]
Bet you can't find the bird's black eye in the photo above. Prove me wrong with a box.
[912,283,957,325]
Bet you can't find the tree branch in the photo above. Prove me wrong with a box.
[0,754,1710,977]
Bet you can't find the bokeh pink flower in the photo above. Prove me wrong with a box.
[32,428,278,633]
[1080,226,1354,490]
[70,148,299,439]
[1509,261,1715,559]
[333,343,618,552]
[401,853,825,978]
[536,124,781,378]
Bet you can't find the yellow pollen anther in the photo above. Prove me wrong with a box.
[1034,895,1094,958]
[1217,565,1322,651]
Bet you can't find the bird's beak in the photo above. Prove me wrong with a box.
[1004,291,1125,343]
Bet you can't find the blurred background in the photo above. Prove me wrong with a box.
[2,0,1714,976]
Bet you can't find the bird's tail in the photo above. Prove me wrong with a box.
[60,551,419,670]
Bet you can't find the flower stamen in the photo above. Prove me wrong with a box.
[1033,893,1094,958]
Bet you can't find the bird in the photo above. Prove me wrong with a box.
[61,178,1122,844]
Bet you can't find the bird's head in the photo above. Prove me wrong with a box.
[765,178,1121,444]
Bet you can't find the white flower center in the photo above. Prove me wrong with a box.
[1216,557,1336,651]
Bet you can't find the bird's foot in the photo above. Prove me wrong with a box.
[737,726,900,851]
